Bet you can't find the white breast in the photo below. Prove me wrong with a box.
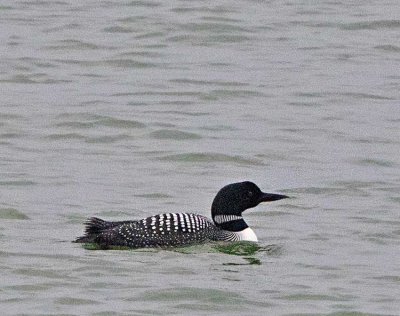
[235,227,258,242]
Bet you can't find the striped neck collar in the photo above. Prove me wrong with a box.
[213,214,243,224]
[212,215,248,232]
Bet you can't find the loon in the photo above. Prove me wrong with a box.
[75,181,288,249]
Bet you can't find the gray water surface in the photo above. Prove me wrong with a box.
[1,1,400,315]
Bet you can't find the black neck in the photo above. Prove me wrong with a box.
[216,219,248,232]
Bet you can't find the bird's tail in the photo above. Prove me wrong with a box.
[74,217,111,243]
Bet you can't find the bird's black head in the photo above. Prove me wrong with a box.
[211,181,288,230]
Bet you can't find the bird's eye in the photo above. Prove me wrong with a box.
[241,190,253,200]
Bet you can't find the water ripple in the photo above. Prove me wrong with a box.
[0,208,29,220]
[149,129,202,140]
[125,1,162,8]
[54,114,146,129]
[44,39,105,50]
[374,44,400,52]
[0,180,37,186]
[340,19,400,30]
[158,152,265,166]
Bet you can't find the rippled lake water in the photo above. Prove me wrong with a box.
[1,1,400,315]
